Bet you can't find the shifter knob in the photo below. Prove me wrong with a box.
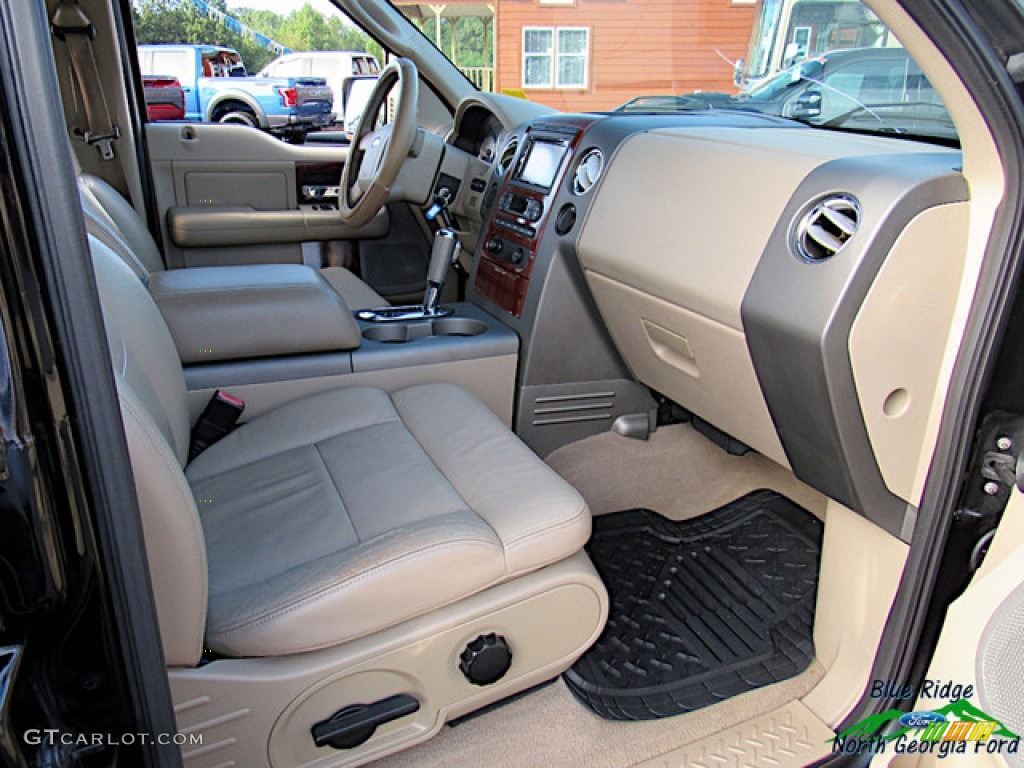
[426,228,460,285]
[422,228,461,316]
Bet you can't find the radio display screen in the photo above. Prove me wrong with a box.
[517,139,568,189]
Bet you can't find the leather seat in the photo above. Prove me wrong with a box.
[78,173,387,311]
[88,235,592,665]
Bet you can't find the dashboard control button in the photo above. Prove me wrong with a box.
[555,204,577,235]
[486,237,504,255]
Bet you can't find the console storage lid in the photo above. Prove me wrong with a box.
[148,264,361,364]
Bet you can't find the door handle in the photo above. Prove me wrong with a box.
[302,185,340,200]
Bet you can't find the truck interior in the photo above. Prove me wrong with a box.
[4,0,1024,766]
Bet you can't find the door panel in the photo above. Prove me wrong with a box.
[144,122,428,298]
[872,491,1024,767]
[146,122,362,269]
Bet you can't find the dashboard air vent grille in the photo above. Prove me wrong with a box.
[498,138,519,175]
[794,195,860,262]
[572,148,605,195]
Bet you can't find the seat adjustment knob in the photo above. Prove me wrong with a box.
[459,633,512,686]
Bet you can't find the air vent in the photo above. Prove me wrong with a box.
[497,138,519,175]
[572,148,604,195]
[794,195,860,262]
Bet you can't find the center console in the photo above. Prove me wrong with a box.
[474,123,585,318]
[464,115,664,456]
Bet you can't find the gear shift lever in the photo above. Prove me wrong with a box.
[422,228,461,317]
[356,228,462,323]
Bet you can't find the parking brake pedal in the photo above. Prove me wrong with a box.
[311,694,420,750]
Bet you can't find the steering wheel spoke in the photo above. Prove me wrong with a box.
[339,59,419,227]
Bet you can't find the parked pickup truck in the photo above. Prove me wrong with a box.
[137,44,334,141]
[260,50,380,132]
[141,75,185,122]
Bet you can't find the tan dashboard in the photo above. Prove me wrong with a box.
[575,124,965,533]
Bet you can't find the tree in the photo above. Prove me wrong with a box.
[414,13,492,68]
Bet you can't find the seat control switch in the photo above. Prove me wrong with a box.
[310,694,420,750]
[459,633,512,686]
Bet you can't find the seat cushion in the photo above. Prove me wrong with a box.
[186,383,590,657]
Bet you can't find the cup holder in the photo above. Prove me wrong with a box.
[431,318,487,337]
[362,317,488,344]
[362,325,416,343]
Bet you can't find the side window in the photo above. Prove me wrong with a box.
[824,58,909,104]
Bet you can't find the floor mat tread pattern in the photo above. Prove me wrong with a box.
[564,489,823,720]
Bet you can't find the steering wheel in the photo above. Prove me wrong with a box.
[339,58,419,228]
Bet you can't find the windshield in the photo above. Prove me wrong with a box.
[391,0,956,142]
[131,0,956,143]
[745,59,825,101]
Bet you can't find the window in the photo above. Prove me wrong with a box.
[522,27,589,89]
[824,59,915,104]
[523,28,554,88]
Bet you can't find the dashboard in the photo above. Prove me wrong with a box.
[451,104,505,163]
[443,95,967,542]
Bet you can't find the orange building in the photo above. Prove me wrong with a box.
[396,0,756,112]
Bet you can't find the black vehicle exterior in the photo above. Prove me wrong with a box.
[4,0,1024,766]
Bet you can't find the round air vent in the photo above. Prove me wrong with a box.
[793,194,860,262]
[572,148,605,195]
[497,137,519,175]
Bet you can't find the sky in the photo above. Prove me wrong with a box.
[225,0,342,17]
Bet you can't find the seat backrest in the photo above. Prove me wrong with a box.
[79,174,166,279]
[89,234,207,666]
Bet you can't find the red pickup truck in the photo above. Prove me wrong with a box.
[142,75,185,121]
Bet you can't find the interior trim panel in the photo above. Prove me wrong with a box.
[490,113,971,534]
[743,153,967,537]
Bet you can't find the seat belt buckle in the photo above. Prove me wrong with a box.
[83,127,120,161]
[188,391,245,463]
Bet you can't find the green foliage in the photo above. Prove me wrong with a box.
[409,14,494,68]
[132,0,381,73]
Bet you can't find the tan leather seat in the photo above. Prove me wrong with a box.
[88,235,592,665]
[78,173,388,311]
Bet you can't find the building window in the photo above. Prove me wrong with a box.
[523,28,554,88]
[523,27,590,89]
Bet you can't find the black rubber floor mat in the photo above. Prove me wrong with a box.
[564,489,823,720]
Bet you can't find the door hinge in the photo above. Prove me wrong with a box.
[955,411,1024,572]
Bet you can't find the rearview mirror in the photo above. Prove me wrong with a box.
[790,90,822,119]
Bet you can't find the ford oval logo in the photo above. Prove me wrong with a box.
[899,711,946,728]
